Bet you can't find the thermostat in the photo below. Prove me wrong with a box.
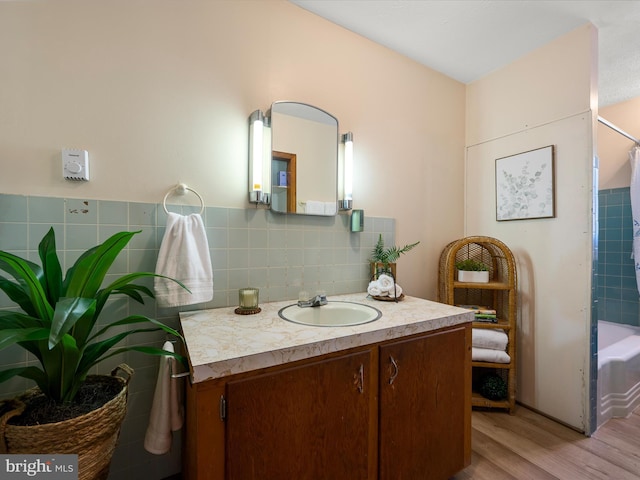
[62,149,90,181]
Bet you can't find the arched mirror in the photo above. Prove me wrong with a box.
[268,102,338,215]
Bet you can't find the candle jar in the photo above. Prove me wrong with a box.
[238,287,259,310]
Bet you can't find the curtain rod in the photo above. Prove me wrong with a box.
[598,115,640,146]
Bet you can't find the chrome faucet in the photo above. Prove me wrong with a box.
[298,293,328,307]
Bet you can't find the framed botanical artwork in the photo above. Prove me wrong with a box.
[495,145,555,221]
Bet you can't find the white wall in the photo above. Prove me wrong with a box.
[465,24,597,431]
[598,96,640,189]
[0,0,466,300]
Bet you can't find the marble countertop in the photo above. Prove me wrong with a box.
[179,293,474,383]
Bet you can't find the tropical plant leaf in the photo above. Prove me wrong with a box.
[95,273,188,312]
[0,327,50,351]
[0,275,37,317]
[126,345,188,368]
[0,365,46,386]
[63,231,139,299]
[0,311,45,330]
[78,323,184,376]
[38,227,63,305]
[37,334,81,402]
[0,252,52,322]
[79,330,145,373]
[49,297,96,349]
[93,272,187,315]
[88,314,183,343]
[89,345,188,372]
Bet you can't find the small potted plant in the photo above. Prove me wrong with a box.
[370,234,420,280]
[455,258,489,283]
[0,227,187,479]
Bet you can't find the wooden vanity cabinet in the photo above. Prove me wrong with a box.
[183,323,471,480]
[226,350,373,479]
[379,326,471,480]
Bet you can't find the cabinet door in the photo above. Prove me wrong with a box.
[379,326,470,480]
[226,351,371,480]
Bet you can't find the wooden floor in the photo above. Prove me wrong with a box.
[162,406,639,480]
[452,405,640,479]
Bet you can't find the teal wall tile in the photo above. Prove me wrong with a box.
[129,202,157,226]
[29,196,65,223]
[28,224,64,251]
[228,228,249,248]
[65,224,99,249]
[206,207,228,228]
[99,200,129,225]
[598,187,640,327]
[0,223,28,250]
[0,194,27,222]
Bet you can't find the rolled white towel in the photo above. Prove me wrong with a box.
[367,281,384,297]
[377,274,394,292]
[389,284,403,298]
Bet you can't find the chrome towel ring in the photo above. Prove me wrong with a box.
[162,183,205,215]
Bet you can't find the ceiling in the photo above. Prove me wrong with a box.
[289,0,640,107]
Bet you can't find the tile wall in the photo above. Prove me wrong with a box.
[0,193,394,479]
[597,187,640,326]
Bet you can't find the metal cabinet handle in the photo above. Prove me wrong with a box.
[355,364,364,393]
[389,355,399,385]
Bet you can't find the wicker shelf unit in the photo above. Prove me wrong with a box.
[438,236,517,414]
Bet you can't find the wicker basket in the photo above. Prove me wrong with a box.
[0,364,133,480]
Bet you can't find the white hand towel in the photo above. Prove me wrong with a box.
[154,212,213,307]
[144,341,185,455]
[472,328,508,351]
[472,347,510,364]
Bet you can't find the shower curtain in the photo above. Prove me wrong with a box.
[630,145,640,295]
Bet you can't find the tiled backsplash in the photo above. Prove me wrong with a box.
[597,187,640,327]
[0,193,394,479]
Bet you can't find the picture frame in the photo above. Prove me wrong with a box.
[495,145,555,221]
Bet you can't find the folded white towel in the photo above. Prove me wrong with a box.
[154,212,213,307]
[144,341,185,455]
[305,201,324,215]
[324,202,337,215]
[472,328,508,351]
[472,347,510,364]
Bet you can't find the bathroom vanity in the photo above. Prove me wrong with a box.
[179,293,473,480]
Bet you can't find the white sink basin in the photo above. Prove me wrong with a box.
[279,301,382,327]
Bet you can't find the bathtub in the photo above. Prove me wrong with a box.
[597,320,640,428]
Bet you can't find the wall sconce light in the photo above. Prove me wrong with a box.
[248,110,271,204]
[339,132,353,211]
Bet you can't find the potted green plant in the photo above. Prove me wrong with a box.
[370,234,420,280]
[0,228,187,480]
[455,258,490,283]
